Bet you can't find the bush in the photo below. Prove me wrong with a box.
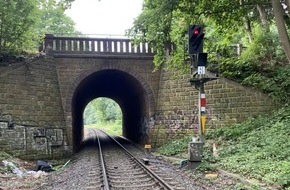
[207,24,290,104]
[157,106,290,187]
[205,106,290,185]
[158,135,192,156]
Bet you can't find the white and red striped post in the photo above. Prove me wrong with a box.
[200,93,206,114]
[199,85,206,142]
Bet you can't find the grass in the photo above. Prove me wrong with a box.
[157,106,290,189]
[84,121,122,136]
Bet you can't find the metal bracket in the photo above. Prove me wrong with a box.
[190,77,218,89]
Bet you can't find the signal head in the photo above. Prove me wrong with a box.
[188,25,204,55]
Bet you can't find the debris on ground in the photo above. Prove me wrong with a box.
[0,152,50,189]
[36,160,54,172]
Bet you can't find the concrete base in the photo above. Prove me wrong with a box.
[188,142,204,161]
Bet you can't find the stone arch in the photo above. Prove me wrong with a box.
[64,64,156,151]
[65,65,156,116]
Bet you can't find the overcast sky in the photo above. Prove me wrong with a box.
[65,0,143,37]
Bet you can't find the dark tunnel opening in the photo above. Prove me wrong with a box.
[71,69,148,152]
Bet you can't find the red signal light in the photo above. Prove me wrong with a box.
[194,29,200,35]
[188,25,204,54]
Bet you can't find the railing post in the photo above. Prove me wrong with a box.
[44,34,54,56]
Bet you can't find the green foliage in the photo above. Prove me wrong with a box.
[0,0,79,54]
[213,24,290,103]
[129,1,290,106]
[234,64,290,103]
[85,122,122,136]
[158,135,191,156]
[196,161,217,172]
[84,97,122,136]
[241,65,290,103]
[277,170,290,189]
[0,151,13,160]
[128,0,281,69]
[219,58,260,82]
[127,0,178,67]
[0,0,39,53]
[37,0,80,36]
[83,102,98,125]
[83,98,122,125]
[205,106,290,186]
[157,106,290,187]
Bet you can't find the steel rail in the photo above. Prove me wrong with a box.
[91,129,110,190]
[97,129,175,190]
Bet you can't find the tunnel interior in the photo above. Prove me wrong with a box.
[72,69,148,152]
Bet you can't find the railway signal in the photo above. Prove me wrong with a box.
[188,25,218,168]
[188,25,204,55]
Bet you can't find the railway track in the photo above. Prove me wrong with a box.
[85,128,189,190]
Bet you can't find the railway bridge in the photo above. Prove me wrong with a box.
[44,34,164,153]
[0,34,276,159]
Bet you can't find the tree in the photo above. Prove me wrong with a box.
[84,98,122,125]
[83,102,98,125]
[0,0,79,53]
[271,0,290,62]
[127,0,179,67]
[0,0,39,52]
[127,0,290,69]
[37,0,80,36]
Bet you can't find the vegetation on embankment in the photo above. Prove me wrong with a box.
[84,97,122,136]
[85,122,122,136]
[157,106,290,189]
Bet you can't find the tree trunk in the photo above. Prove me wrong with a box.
[245,16,253,43]
[271,0,290,63]
[257,4,273,61]
[256,4,269,31]
[240,0,253,43]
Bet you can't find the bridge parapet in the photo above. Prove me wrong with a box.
[43,34,155,58]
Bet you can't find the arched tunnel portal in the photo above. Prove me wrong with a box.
[71,69,152,152]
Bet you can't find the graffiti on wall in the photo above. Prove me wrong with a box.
[149,106,215,137]
[139,116,150,144]
[0,113,65,158]
[29,127,64,156]
[136,106,212,144]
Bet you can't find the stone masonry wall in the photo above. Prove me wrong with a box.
[54,57,160,146]
[0,58,68,159]
[151,69,277,147]
[0,56,279,157]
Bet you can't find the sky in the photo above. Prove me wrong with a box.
[65,0,143,37]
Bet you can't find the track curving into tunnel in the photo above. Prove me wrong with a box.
[71,69,150,152]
